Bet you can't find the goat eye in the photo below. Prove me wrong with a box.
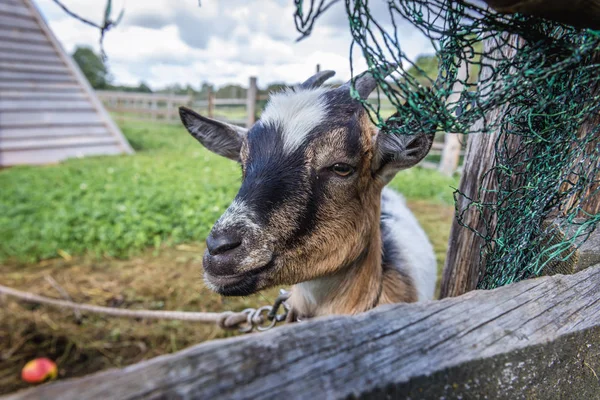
[330,163,355,177]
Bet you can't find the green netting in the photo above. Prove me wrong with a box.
[293,0,600,289]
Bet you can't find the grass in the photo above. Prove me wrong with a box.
[0,201,454,395]
[0,247,282,394]
[0,119,458,394]
[0,120,459,263]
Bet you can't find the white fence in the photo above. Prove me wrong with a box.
[97,77,464,175]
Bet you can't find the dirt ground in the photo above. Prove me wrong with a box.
[0,201,453,395]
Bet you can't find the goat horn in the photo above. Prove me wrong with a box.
[300,70,336,89]
[346,63,399,99]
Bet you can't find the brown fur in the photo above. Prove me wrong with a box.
[182,85,427,316]
[282,113,418,317]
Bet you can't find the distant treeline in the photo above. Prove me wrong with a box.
[73,45,447,99]
[72,46,290,98]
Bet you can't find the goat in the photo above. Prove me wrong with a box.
[179,70,436,319]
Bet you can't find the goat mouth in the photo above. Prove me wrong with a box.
[204,260,274,296]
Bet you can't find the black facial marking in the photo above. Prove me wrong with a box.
[216,275,259,296]
[286,168,323,246]
[323,89,362,123]
[343,115,362,160]
[238,122,308,224]
[237,88,367,249]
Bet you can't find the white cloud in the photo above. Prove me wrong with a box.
[35,0,435,90]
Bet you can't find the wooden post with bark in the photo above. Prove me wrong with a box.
[438,56,468,176]
[440,35,519,298]
[207,87,215,119]
[246,76,258,127]
[482,0,600,30]
[440,36,600,298]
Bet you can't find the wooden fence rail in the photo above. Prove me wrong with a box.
[96,76,259,128]
[96,77,464,174]
[5,264,600,400]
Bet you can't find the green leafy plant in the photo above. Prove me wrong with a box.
[0,121,457,263]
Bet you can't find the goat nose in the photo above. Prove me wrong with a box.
[206,231,242,255]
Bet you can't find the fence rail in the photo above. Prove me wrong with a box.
[6,264,600,400]
[97,76,464,175]
[97,76,259,128]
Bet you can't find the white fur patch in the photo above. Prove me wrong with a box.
[216,199,258,231]
[260,87,329,153]
[295,275,338,307]
[381,188,437,301]
[214,199,273,270]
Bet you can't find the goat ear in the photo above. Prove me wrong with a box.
[340,64,398,100]
[372,116,434,184]
[179,106,246,162]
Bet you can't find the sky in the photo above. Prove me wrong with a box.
[36,0,435,90]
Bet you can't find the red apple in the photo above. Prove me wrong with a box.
[21,358,58,384]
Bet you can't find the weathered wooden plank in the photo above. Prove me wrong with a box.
[0,14,38,30]
[0,40,56,55]
[0,125,108,139]
[107,106,172,116]
[483,0,600,30]
[0,136,118,151]
[440,35,522,298]
[0,99,93,111]
[190,98,246,107]
[0,90,85,100]
[0,112,104,127]
[0,82,81,92]
[110,115,183,125]
[0,144,124,165]
[20,0,133,156]
[0,49,62,65]
[96,90,193,103]
[215,98,247,105]
[0,70,74,82]
[0,26,47,43]
[0,2,29,18]
[0,61,69,74]
[5,266,600,400]
[217,117,248,127]
[247,76,257,126]
[419,160,439,170]
[579,234,600,272]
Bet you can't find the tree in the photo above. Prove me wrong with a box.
[216,84,246,99]
[72,46,111,89]
[137,82,152,93]
[406,54,439,87]
[261,82,287,96]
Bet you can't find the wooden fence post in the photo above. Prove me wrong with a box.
[440,39,600,298]
[440,35,521,298]
[438,134,462,176]
[481,0,600,30]
[207,87,215,119]
[246,76,257,127]
[166,91,174,122]
[438,56,468,176]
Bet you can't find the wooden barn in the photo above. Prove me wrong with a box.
[0,0,133,167]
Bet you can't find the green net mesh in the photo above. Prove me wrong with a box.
[293,0,600,289]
